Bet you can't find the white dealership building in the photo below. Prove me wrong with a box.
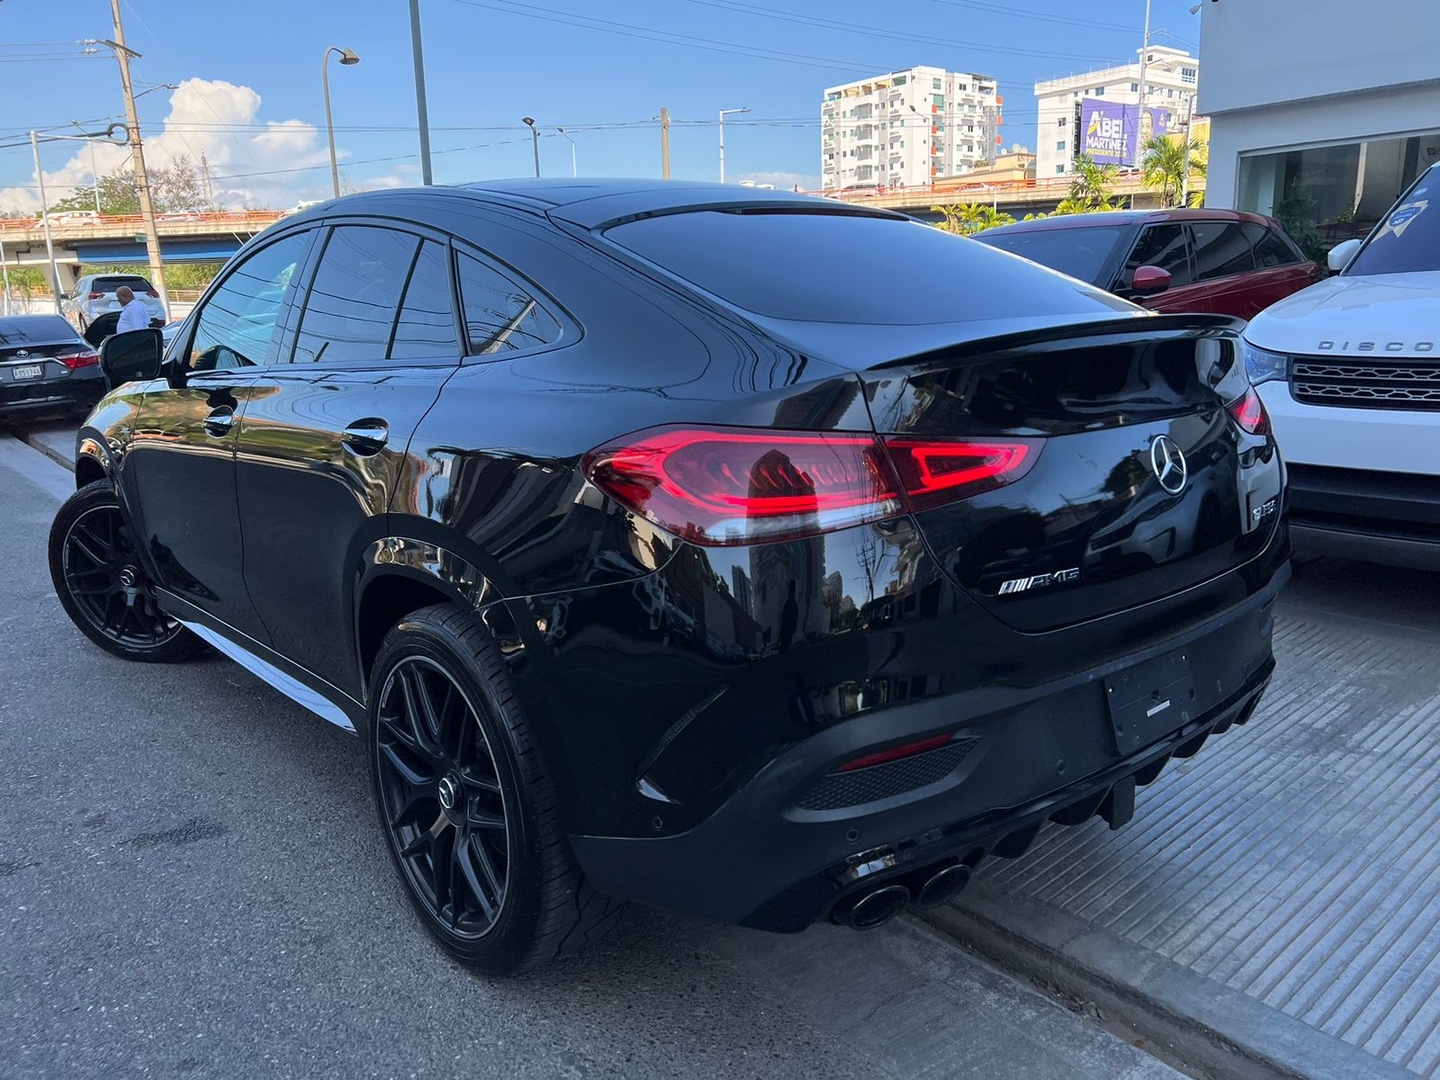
[1200,0,1440,246]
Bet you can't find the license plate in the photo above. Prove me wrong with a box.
[11,364,43,380]
[1106,649,1197,754]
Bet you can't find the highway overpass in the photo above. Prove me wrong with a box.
[0,210,285,293]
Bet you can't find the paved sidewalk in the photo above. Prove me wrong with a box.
[936,558,1440,1079]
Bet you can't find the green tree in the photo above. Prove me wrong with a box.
[1140,136,1207,208]
[51,156,210,216]
[1065,155,1121,212]
[931,202,1016,236]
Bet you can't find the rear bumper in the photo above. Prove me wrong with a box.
[0,371,103,415]
[570,562,1286,931]
[1287,463,1440,571]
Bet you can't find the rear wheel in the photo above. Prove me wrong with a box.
[367,604,624,975]
[48,479,204,662]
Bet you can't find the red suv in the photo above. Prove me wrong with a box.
[973,209,1319,320]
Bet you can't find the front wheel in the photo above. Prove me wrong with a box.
[48,479,204,662]
[367,604,624,975]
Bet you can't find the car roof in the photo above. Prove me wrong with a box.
[982,207,1277,237]
[282,178,904,231]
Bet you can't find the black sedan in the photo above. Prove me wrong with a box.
[0,314,103,418]
[49,180,1288,975]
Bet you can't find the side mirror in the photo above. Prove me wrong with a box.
[1327,237,1362,272]
[1130,264,1173,296]
[98,328,164,390]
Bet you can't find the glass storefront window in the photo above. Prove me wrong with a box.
[1237,132,1440,260]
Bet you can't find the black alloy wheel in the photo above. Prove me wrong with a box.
[48,479,204,662]
[374,655,511,938]
[367,605,625,975]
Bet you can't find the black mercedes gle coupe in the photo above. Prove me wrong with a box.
[49,180,1288,975]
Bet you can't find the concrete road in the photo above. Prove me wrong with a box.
[0,430,1180,1080]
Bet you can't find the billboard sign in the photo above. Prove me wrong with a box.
[1080,100,1172,165]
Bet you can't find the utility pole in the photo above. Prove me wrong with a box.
[408,0,434,185]
[104,0,168,319]
[200,151,214,208]
[1134,0,1152,170]
[0,236,10,317]
[660,107,671,179]
[30,132,62,313]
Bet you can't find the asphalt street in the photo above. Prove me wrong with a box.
[0,430,1182,1080]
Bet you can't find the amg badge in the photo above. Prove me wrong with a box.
[997,568,1080,596]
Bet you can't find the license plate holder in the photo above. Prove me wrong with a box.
[10,364,44,380]
[1106,649,1197,755]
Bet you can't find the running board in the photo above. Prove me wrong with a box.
[180,620,357,733]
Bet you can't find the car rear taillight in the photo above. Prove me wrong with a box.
[145,289,159,297]
[1228,387,1271,436]
[885,437,1039,512]
[56,349,99,370]
[582,425,1041,546]
[87,291,104,300]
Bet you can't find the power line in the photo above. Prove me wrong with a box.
[447,0,910,73]
[931,0,1140,33]
[680,0,1126,63]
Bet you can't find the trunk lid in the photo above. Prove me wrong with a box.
[861,316,1282,632]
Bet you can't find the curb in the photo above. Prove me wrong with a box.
[919,882,1416,1080]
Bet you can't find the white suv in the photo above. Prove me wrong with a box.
[1243,163,1440,570]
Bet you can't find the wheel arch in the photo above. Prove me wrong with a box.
[354,538,525,691]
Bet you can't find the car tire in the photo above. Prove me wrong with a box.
[368,603,624,975]
[48,479,205,662]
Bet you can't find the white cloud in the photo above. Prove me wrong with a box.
[736,171,822,192]
[0,78,338,212]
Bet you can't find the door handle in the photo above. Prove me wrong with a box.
[203,407,235,437]
[342,419,390,455]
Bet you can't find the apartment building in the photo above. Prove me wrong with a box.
[821,67,999,191]
[1035,46,1199,178]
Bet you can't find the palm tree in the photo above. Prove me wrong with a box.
[931,202,1016,236]
[1140,137,1207,208]
[1067,155,1120,211]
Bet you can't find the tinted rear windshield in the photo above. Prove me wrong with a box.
[974,226,1127,285]
[1347,169,1440,276]
[0,316,78,343]
[605,210,1130,324]
[93,276,154,291]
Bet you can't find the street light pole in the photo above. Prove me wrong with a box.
[522,117,540,178]
[323,47,361,198]
[718,107,749,183]
[408,0,434,185]
[556,127,577,177]
[104,0,168,320]
[30,131,62,314]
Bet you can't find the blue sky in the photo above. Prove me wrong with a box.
[0,0,1201,208]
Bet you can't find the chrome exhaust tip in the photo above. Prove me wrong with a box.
[831,884,911,930]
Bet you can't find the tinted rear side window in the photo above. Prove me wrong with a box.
[974,226,1127,285]
[1124,223,1193,287]
[1190,222,1255,280]
[606,211,1130,324]
[457,252,561,354]
[292,226,419,365]
[389,241,459,360]
[1243,223,1301,268]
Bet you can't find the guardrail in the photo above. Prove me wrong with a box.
[0,209,286,242]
